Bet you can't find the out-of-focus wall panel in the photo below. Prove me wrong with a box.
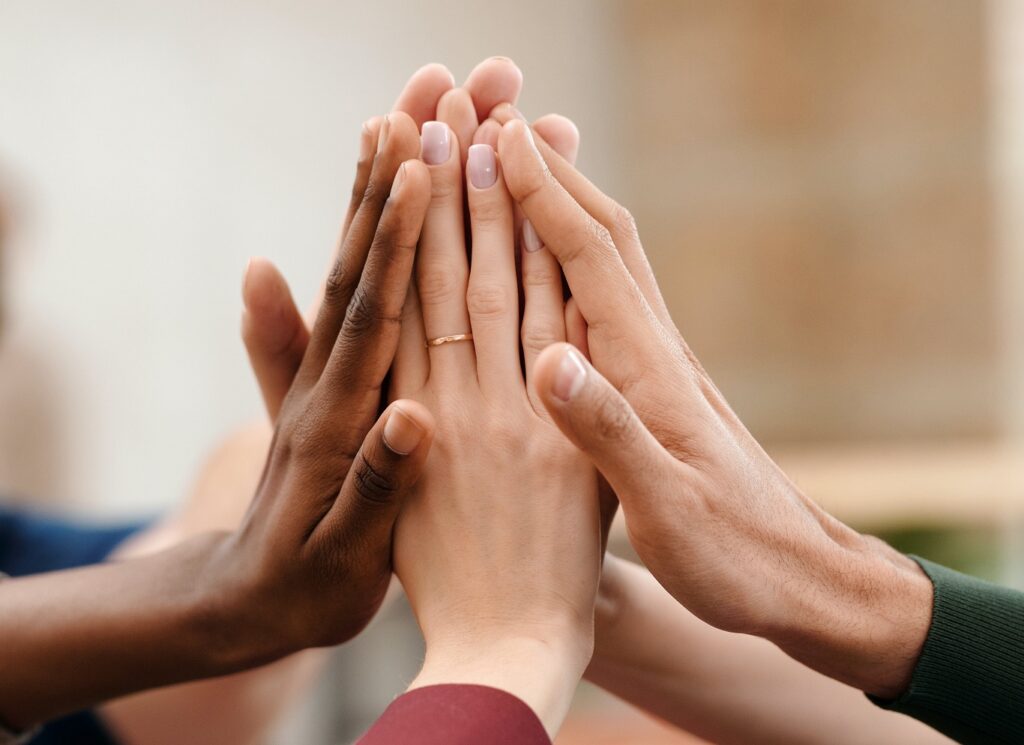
[619,0,999,444]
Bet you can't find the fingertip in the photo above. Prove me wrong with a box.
[473,118,500,149]
[241,257,287,313]
[417,62,456,89]
[532,114,581,164]
[464,57,523,120]
[533,342,589,405]
[383,399,435,455]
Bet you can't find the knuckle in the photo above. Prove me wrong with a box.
[521,324,561,356]
[468,194,510,226]
[586,218,616,255]
[359,177,386,210]
[590,386,637,445]
[417,268,463,307]
[352,453,401,505]
[466,283,514,319]
[521,263,559,290]
[429,173,460,204]
[610,204,638,244]
[343,286,389,336]
[323,260,357,308]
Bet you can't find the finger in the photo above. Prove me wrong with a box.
[320,160,431,399]
[301,111,421,383]
[305,117,385,325]
[473,118,500,149]
[532,343,675,505]
[520,217,566,414]
[565,296,590,360]
[417,121,475,378]
[392,284,429,398]
[392,63,456,127]
[462,57,523,122]
[494,106,672,329]
[437,87,479,166]
[241,257,309,422]
[341,117,384,243]
[498,120,653,349]
[531,114,580,165]
[317,400,435,553]
[518,116,580,412]
[465,144,520,397]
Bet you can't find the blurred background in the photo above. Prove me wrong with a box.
[1,1,1022,743]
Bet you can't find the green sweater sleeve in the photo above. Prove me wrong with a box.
[869,557,1024,744]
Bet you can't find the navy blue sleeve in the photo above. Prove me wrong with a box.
[0,504,149,745]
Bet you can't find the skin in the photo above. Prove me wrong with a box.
[492,109,933,699]
[0,108,434,732]
[591,555,953,745]
[387,113,600,738]
[243,75,598,740]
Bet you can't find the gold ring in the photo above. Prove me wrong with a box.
[426,332,474,348]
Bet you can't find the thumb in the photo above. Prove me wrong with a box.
[241,257,309,422]
[324,400,435,546]
[533,343,671,503]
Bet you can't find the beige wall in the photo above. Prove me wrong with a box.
[617,0,1004,445]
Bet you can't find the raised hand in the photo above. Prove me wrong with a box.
[242,57,525,421]
[495,113,932,699]
[387,110,600,736]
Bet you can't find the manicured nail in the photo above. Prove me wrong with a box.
[421,121,451,165]
[522,219,544,252]
[467,144,497,189]
[391,162,407,196]
[552,347,587,402]
[383,405,424,455]
[377,115,391,155]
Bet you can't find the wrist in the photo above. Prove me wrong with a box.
[187,532,297,672]
[412,618,592,737]
[766,533,933,698]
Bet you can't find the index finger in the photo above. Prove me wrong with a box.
[497,120,651,335]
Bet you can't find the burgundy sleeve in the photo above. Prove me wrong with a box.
[358,684,551,745]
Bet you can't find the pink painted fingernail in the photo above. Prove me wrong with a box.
[552,347,587,402]
[467,144,497,189]
[522,219,544,252]
[421,121,451,165]
[383,405,425,455]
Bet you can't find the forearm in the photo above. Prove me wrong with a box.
[588,557,951,745]
[0,534,260,729]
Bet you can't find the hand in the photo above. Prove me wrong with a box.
[0,113,434,730]
[387,105,600,736]
[495,112,933,699]
[242,57,525,421]
[204,111,437,661]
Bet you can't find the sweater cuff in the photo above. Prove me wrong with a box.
[869,557,1024,744]
[359,684,550,745]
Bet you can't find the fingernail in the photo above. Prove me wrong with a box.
[383,405,424,455]
[377,115,391,155]
[391,162,407,196]
[522,219,544,253]
[421,121,451,165]
[467,144,497,189]
[552,347,587,402]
